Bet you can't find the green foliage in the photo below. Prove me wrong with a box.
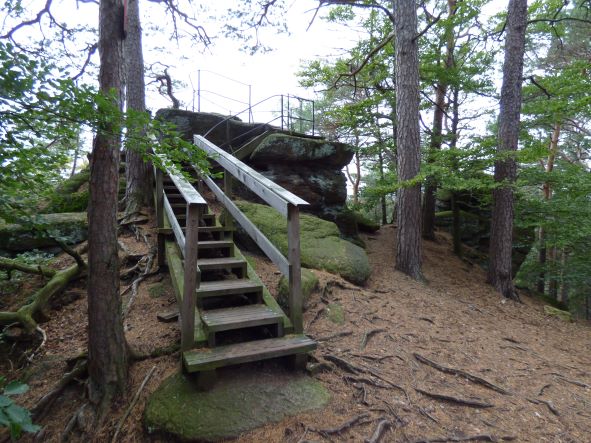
[0,376,40,440]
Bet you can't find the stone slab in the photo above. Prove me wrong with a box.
[144,365,330,442]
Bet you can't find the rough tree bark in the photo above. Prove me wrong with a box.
[124,0,152,216]
[87,0,128,414]
[422,0,457,241]
[487,0,528,300]
[394,0,423,280]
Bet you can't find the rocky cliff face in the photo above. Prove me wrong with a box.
[157,109,354,220]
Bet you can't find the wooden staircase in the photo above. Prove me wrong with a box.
[157,157,316,385]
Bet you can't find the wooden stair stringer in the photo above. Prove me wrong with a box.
[163,210,207,346]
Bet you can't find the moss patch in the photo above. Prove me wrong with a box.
[145,369,330,442]
[148,283,165,299]
[544,305,573,322]
[278,268,319,311]
[0,212,88,252]
[236,201,371,285]
[326,303,345,325]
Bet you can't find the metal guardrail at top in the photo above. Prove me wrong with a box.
[193,69,315,141]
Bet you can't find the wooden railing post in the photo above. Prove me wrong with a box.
[287,204,303,334]
[155,168,165,267]
[181,203,201,351]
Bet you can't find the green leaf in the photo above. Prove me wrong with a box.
[0,408,10,426]
[5,403,29,424]
[3,381,29,396]
[0,395,12,407]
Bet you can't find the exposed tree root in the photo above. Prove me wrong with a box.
[0,262,84,333]
[128,343,180,361]
[415,388,493,408]
[412,434,516,442]
[365,418,391,443]
[111,365,156,443]
[308,413,370,437]
[32,359,88,421]
[413,353,512,395]
[0,257,55,277]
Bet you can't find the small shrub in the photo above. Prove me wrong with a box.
[0,376,41,440]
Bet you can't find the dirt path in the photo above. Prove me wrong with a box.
[4,223,590,442]
[240,224,591,442]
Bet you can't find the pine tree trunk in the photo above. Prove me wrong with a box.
[87,0,128,411]
[124,0,152,216]
[378,150,387,225]
[394,0,423,280]
[449,87,462,257]
[537,122,560,294]
[422,0,457,241]
[487,0,528,300]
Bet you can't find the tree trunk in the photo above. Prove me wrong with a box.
[124,0,152,216]
[394,0,423,280]
[87,0,128,413]
[378,150,387,225]
[538,122,561,294]
[449,86,462,257]
[423,0,457,241]
[487,0,528,300]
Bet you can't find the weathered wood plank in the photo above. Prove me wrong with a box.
[155,167,165,267]
[156,154,207,206]
[164,239,206,346]
[196,279,262,298]
[181,203,201,351]
[194,135,308,216]
[201,304,282,332]
[201,174,290,276]
[183,334,317,372]
[287,204,303,334]
[163,195,185,254]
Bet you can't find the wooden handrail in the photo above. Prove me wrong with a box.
[194,135,308,217]
[154,159,206,351]
[193,136,308,334]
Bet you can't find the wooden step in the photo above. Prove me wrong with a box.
[183,334,316,372]
[197,257,246,272]
[202,304,283,333]
[196,279,262,298]
[197,240,233,250]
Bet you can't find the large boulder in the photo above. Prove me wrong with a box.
[0,212,88,252]
[236,201,371,285]
[144,370,329,442]
[249,133,354,168]
[156,109,273,150]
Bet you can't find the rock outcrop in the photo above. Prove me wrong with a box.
[157,109,355,220]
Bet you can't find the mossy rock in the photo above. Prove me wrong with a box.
[236,201,371,285]
[326,302,345,325]
[56,169,90,194]
[277,268,319,311]
[0,212,88,252]
[144,370,330,442]
[544,305,573,322]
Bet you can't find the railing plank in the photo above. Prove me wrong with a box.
[156,154,207,206]
[194,135,308,216]
[287,204,303,334]
[155,167,165,267]
[201,173,290,276]
[181,203,201,351]
[163,195,185,254]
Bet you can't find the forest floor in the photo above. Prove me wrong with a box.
[2,218,590,442]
